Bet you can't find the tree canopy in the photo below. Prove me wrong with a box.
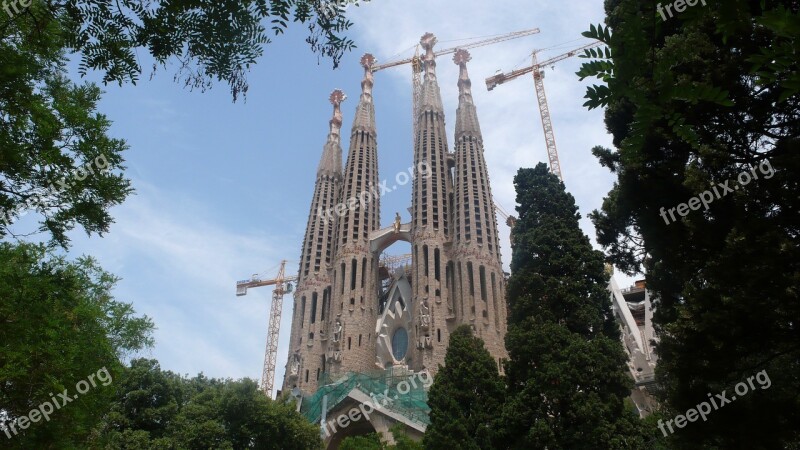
[578,0,799,447]
[90,358,323,449]
[1,0,358,101]
[0,242,154,448]
[1,0,362,246]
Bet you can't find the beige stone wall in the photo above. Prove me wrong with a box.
[283,41,510,395]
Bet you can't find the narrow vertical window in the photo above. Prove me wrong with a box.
[434,248,441,281]
[479,266,487,302]
[340,263,346,294]
[311,292,318,324]
[300,296,306,329]
[361,257,367,288]
[423,245,429,277]
[491,272,499,327]
[351,259,357,290]
[467,262,474,296]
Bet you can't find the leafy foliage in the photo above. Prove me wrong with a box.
[494,165,648,449]
[0,242,154,448]
[90,358,323,449]
[338,425,422,449]
[423,325,504,450]
[578,0,800,447]
[0,14,132,247]
[340,432,385,450]
[0,0,356,101]
[1,1,361,246]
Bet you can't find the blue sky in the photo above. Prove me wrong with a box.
[7,0,638,396]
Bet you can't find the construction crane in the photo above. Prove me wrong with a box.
[494,203,517,229]
[369,27,541,138]
[485,41,603,181]
[236,260,297,397]
[494,203,518,245]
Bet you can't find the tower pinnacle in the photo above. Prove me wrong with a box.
[453,49,481,140]
[453,49,474,101]
[419,33,444,113]
[328,89,346,142]
[420,33,438,81]
[352,54,377,134]
[360,53,376,100]
[317,89,346,178]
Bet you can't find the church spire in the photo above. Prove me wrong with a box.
[451,49,506,345]
[317,89,346,178]
[283,90,347,393]
[453,49,482,141]
[330,53,381,378]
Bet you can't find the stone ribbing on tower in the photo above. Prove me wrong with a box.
[451,50,507,365]
[283,89,346,390]
[329,54,381,377]
[410,33,456,373]
[284,90,346,392]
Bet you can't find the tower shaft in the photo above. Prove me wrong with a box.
[452,50,507,363]
[329,55,381,376]
[284,90,345,392]
[410,34,456,372]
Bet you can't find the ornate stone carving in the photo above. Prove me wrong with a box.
[326,350,342,363]
[332,315,343,348]
[287,353,301,379]
[417,335,433,349]
[418,297,431,330]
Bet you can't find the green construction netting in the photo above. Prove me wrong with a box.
[300,368,431,426]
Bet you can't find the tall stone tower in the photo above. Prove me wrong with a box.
[284,89,346,392]
[329,53,381,378]
[409,33,456,371]
[282,34,507,398]
[451,48,507,363]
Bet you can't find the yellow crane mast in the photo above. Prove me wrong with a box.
[235,260,297,397]
[485,41,603,181]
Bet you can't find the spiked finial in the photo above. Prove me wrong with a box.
[420,33,437,51]
[330,89,346,106]
[453,48,471,65]
[420,33,438,80]
[360,53,376,70]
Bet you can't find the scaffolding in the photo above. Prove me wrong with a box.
[300,368,431,427]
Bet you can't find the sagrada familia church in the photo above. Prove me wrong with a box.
[279,33,657,448]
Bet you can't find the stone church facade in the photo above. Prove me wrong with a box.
[282,33,507,400]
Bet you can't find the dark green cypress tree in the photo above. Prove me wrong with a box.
[495,164,647,449]
[423,325,504,450]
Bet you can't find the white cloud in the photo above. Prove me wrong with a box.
[68,181,299,393]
